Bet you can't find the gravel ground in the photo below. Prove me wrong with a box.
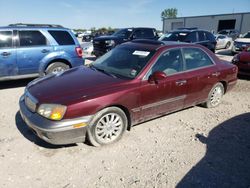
[0,53,249,188]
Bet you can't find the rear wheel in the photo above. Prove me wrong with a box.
[87,107,128,147]
[45,62,69,75]
[204,83,224,108]
[225,42,231,49]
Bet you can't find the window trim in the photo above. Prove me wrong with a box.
[143,47,185,80]
[48,30,75,46]
[17,30,49,48]
[181,47,216,72]
[142,46,216,81]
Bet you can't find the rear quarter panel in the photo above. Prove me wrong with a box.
[217,60,238,92]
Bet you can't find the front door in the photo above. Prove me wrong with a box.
[16,30,52,75]
[0,30,17,77]
[139,49,187,121]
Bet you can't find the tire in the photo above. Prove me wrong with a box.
[203,83,224,108]
[225,42,231,49]
[87,107,128,147]
[45,62,70,75]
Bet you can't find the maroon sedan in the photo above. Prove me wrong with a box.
[232,46,250,76]
[19,40,238,146]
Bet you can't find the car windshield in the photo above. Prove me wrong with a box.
[242,32,250,38]
[91,46,155,79]
[112,29,133,38]
[218,30,229,35]
[159,32,189,42]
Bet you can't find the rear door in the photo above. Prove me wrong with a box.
[182,47,219,107]
[0,30,17,77]
[16,30,52,75]
[140,48,187,121]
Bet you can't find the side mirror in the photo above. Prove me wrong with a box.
[130,35,136,40]
[148,71,167,84]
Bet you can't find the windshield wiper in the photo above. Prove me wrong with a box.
[89,64,117,78]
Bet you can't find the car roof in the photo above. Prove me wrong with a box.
[118,27,156,30]
[171,29,209,33]
[0,24,69,30]
[121,39,198,51]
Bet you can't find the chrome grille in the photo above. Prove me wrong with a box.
[24,92,37,112]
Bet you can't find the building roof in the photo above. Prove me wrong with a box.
[162,12,250,20]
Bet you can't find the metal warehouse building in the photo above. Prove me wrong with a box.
[162,12,250,34]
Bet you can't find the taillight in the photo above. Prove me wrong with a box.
[75,47,83,58]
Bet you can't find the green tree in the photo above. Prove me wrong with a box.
[161,8,178,19]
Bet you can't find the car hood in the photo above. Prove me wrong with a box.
[235,38,250,43]
[27,66,127,105]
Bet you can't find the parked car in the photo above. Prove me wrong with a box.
[159,29,217,52]
[218,29,240,40]
[93,27,158,57]
[215,34,233,49]
[82,34,94,42]
[0,23,84,81]
[81,42,93,55]
[232,31,250,54]
[232,46,250,76]
[19,40,238,146]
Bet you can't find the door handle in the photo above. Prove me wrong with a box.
[41,49,50,53]
[176,80,187,86]
[1,52,11,56]
[212,72,220,77]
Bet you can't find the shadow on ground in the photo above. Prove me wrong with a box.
[15,111,77,149]
[177,113,250,188]
[238,75,250,81]
[0,78,34,90]
[215,49,233,56]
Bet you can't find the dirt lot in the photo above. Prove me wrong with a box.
[0,53,249,188]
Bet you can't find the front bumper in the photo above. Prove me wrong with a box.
[19,96,92,145]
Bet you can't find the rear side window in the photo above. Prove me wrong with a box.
[183,48,213,70]
[19,31,47,47]
[205,32,216,41]
[198,31,206,41]
[133,29,155,39]
[184,32,197,42]
[0,31,12,48]
[48,30,75,45]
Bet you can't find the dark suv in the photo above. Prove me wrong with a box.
[0,24,83,81]
[93,27,158,57]
[159,29,216,52]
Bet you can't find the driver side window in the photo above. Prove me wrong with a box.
[149,49,183,77]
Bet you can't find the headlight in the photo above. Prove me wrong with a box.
[105,40,115,46]
[37,104,67,121]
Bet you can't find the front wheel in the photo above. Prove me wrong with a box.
[87,107,128,147]
[203,83,224,108]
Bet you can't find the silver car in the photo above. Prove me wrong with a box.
[215,34,233,50]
